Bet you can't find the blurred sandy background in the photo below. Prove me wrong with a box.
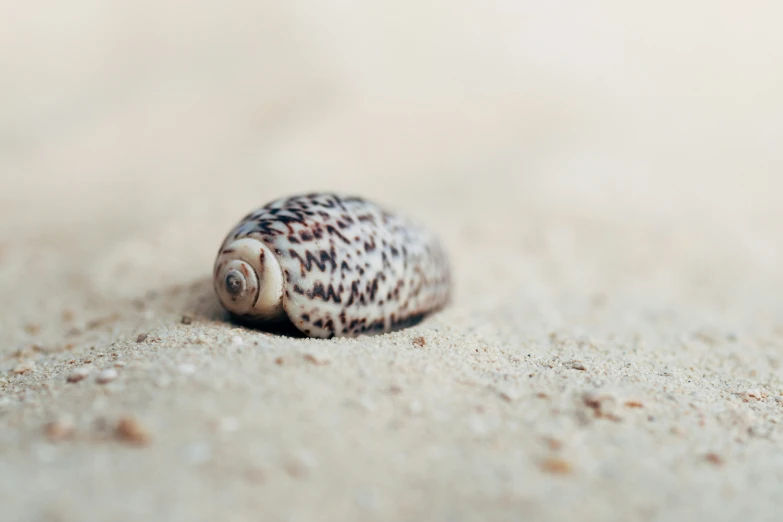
[1,2,782,521]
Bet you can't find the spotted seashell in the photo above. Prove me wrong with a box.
[213,193,452,338]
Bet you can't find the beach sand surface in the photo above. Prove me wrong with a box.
[2,2,783,521]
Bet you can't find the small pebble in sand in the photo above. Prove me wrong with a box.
[180,315,193,325]
[45,417,75,441]
[388,384,403,395]
[115,417,151,446]
[624,400,644,408]
[24,323,41,335]
[582,391,612,410]
[86,313,121,330]
[231,335,244,346]
[540,457,571,474]
[303,353,330,365]
[412,336,426,347]
[743,389,764,401]
[582,392,623,421]
[286,450,318,477]
[705,453,724,466]
[10,347,29,359]
[543,437,563,451]
[13,361,36,375]
[136,333,148,343]
[66,367,90,383]
[567,360,587,371]
[96,368,118,384]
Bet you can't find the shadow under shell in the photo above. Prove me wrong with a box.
[226,314,309,339]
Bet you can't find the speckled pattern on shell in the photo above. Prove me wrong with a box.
[216,193,451,338]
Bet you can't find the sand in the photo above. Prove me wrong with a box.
[2,2,783,521]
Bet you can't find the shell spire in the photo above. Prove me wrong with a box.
[213,193,451,338]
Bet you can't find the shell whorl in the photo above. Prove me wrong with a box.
[213,193,452,338]
[213,237,286,321]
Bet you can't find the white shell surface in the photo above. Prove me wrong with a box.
[214,193,451,338]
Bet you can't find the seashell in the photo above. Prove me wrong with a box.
[213,193,451,338]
